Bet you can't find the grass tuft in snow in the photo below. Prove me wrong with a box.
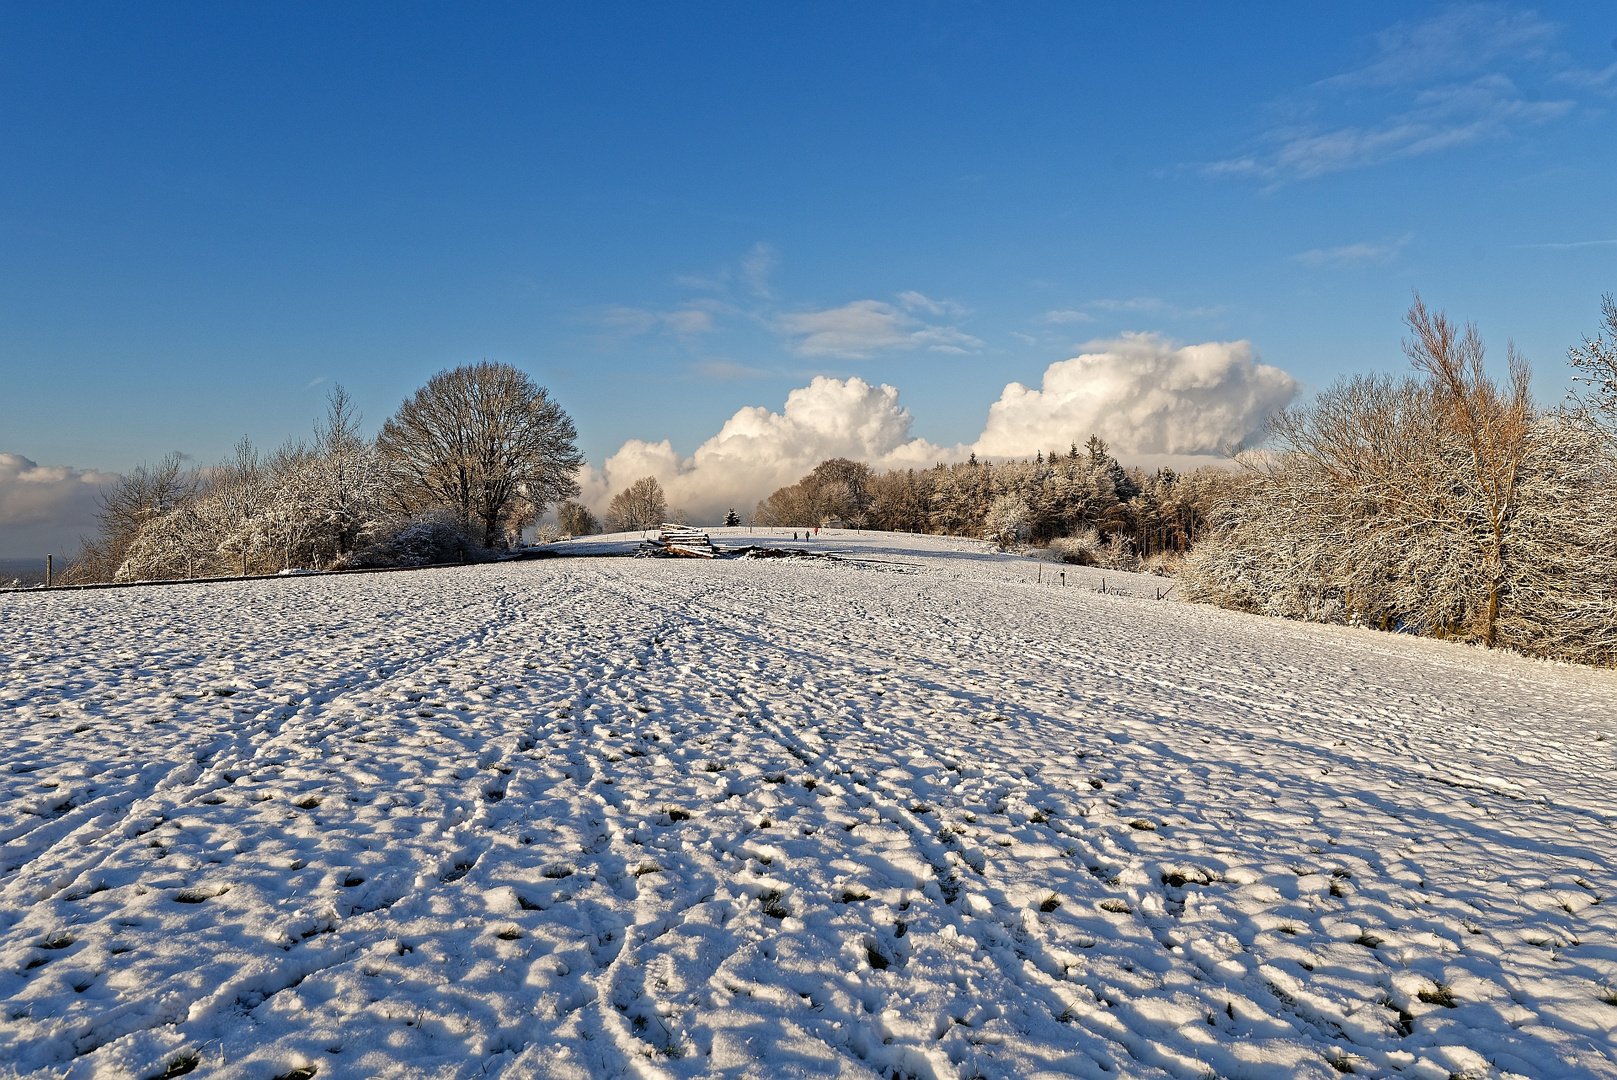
[270,1067,317,1080]
[147,1053,199,1079]
[1417,982,1457,1008]
[174,889,220,904]
[1039,893,1062,913]
[1354,933,1384,949]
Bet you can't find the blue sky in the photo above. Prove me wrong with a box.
[1,2,1614,554]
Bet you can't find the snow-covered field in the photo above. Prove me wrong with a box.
[3,530,1615,1080]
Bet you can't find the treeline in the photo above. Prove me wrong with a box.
[756,295,1617,667]
[66,363,582,584]
[1181,296,1617,666]
[755,442,1236,573]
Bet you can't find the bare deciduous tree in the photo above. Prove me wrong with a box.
[1404,295,1534,645]
[1569,293,1617,449]
[557,500,599,536]
[1182,295,1617,665]
[607,476,666,532]
[754,458,874,528]
[70,453,196,582]
[376,362,582,549]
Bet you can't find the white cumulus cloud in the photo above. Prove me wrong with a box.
[578,377,947,524]
[0,454,120,558]
[971,333,1299,460]
[583,334,1298,525]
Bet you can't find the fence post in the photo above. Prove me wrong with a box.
[46,554,52,588]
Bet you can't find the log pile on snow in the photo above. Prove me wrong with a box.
[643,524,718,559]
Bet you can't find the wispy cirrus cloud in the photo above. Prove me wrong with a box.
[739,242,779,298]
[1037,310,1095,325]
[600,248,979,361]
[1513,238,1617,250]
[689,359,766,381]
[1292,234,1413,266]
[895,290,967,317]
[1089,298,1189,316]
[593,303,719,338]
[778,296,982,359]
[1203,4,1602,185]
[1041,298,1224,323]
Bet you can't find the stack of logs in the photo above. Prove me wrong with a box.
[645,524,717,559]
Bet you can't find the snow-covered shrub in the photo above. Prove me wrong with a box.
[1049,529,1102,566]
[334,509,492,568]
[1049,526,1139,571]
[1139,551,1181,577]
[532,522,563,545]
[1100,533,1137,572]
[983,495,1031,549]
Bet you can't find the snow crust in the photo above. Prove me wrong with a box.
[2,529,1615,1079]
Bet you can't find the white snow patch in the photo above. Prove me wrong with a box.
[2,530,1615,1078]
